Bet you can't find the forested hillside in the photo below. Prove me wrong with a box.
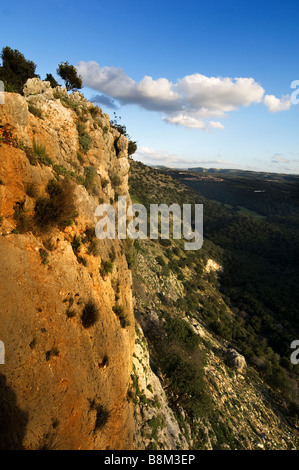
[129,161,299,434]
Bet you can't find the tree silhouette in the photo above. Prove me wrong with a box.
[0,374,29,449]
[44,73,59,88]
[0,46,38,94]
[57,61,82,92]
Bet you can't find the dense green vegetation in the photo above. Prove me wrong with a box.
[56,61,82,92]
[173,169,299,218]
[129,160,299,420]
[0,46,38,93]
[110,112,137,157]
[0,45,82,95]
[34,179,78,230]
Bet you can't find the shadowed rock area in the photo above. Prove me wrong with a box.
[0,374,29,449]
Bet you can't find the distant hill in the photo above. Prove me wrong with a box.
[187,167,299,182]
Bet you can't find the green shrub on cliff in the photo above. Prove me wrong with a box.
[165,315,200,351]
[33,141,52,166]
[34,179,77,229]
[83,166,96,192]
[0,46,38,94]
[57,61,82,92]
[79,132,91,154]
[81,300,99,328]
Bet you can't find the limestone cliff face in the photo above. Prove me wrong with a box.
[0,79,135,450]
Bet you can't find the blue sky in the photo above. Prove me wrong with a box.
[1,0,299,173]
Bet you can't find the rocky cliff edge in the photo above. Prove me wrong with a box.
[0,78,135,450]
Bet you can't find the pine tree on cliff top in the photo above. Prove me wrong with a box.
[0,46,38,94]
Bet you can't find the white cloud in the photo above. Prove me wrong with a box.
[272,154,290,163]
[176,74,264,111]
[77,61,178,111]
[209,121,225,130]
[77,60,292,129]
[264,94,291,112]
[134,146,233,167]
[162,114,207,129]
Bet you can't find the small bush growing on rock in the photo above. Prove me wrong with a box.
[156,256,166,267]
[83,166,96,193]
[53,165,69,177]
[77,255,87,266]
[128,140,137,156]
[13,203,31,233]
[89,106,100,119]
[34,179,77,230]
[165,316,200,350]
[39,248,49,265]
[101,260,113,276]
[172,246,180,256]
[88,239,101,257]
[71,235,82,253]
[148,416,164,441]
[76,175,85,185]
[24,142,53,167]
[101,178,109,189]
[102,126,109,137]
[110,174,121,187]
[123,239,137,269]
[84,226,96,243]
[79,132,91,154]
[28,104,43,119]
[159,238,172,247]
[161,353,211,417]
[109,247,116,262]
[24,146,37,165]
[25,182,39,198]
[81,300,99,328]
[76,121,86,136]
[113,304,130,328]
[77,152,84,164]
[94,404,110,431]
[33,141,52,166]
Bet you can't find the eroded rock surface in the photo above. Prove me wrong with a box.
[0,80,135,450]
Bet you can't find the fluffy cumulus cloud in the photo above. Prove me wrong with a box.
[77,61,291,130]
[264,94,292,112]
